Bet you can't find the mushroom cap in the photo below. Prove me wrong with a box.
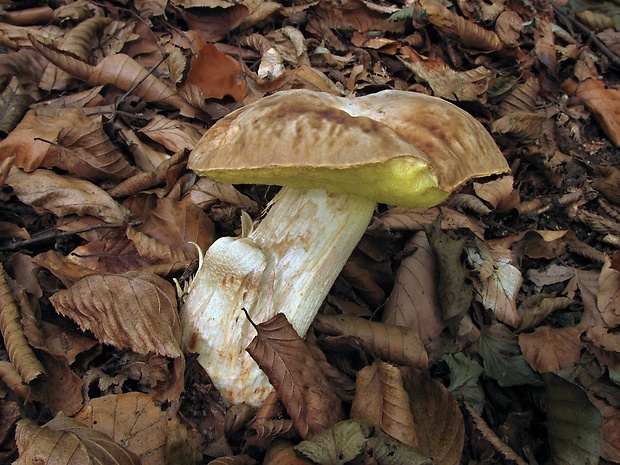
[189,90,509,208]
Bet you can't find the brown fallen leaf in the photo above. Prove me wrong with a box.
[50,271,181,358]
[29,34,200,118]
[420,0,503,52]
[76,392,180,465]
[351,360,417,448]
[187,43,247,101]
[14,413,141,465]
[383,231,445,344]
[246,312,343,439]
[6,168,129,224]
[39,16,112,91]
[0,263,45,384]
[313,314,428,369]
[562,76,620,146]
[400,367,465,465]
[518,326,583,373]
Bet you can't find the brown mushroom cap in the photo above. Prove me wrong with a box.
[189,90,509,208]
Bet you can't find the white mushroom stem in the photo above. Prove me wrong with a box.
[181,187,375,406]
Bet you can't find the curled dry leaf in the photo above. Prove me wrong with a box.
[420,0,502,52]
[498,78,540,115]
[400,53,495,102]
[14,413,141,465]
[351,360,417,448]
[382,231,444,344]
[138,114,206,152]
[0,107,83,171]
[562,77,620,146]
[264,439,313,465]
[544,373,603,465]
[0,264,45,384]
[50,272,181,358]
[187,43,247,101]
[39,16,112,91]
[466,241,522,328]
[246,313,343,439]
[56,114,138,181]
[6,168,129,223]
[518,326,582,373]
[107,149,187,198]
[131,197,215,262]
[597,257,620,327]
[313,314,428,369]
[491,111,546,145]
[29,34,200,118]
[75,392,180,465]
[400,367,464,465]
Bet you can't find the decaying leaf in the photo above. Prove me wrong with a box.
[6,168,129,223]
[420,0,503,52]
[76,392,180,465]
[562,76,620,146]
[246,312,343,438]
[187,43,247,101]
[0,264,45,384]
[14,413,141,465]
[313,314,428,369]
[424,220,473,331]
[478,324,542,387]
[351,360,417,447]
[518,326,583,373]
[383,231,444,343]
[29,34,200,118]
[400,367,464,465]
[544,373,603,465]
[50,272,181,358]
[295,418,433,465]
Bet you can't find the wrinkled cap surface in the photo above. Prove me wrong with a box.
[189,89,509,208]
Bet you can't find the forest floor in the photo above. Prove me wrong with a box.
[1,0,620,464]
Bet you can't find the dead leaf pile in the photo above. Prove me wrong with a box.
[1,0,620,464]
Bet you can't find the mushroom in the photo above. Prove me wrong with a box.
[181,89,509,406]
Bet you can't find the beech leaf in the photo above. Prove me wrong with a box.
[0,263,45,384]
[246,312,342,438]
[14,413,141,465]
[544,373,603,465]
[75,392,180,465]
[383,231,444,343]
[478,324,542,387]
[313,314,428,368]
[351,360,417,447]
[6,168,129,223]
[50,272,181,358]
[400,367,464,465]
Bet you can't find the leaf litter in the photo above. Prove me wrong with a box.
[0,0,620,464]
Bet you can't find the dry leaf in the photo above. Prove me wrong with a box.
[187,43,247,101]
[29,34,200,118]
[313,314,428,369]
[519,326,582,373]
[0,264,45,384]
[400,367,464,465]
[14,413,141,465]
[7,168,129,223]
[246,312,342,439]
[421,0,502,52]
[560,80,620,133]
[75,392,179,465]
[351,360,417,447]
[50,272,181,358]
[383,231,444,343]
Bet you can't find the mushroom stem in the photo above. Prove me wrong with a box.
[181,187,375,406]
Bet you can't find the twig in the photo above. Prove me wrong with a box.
[0,221,140,252]
[551,0,620,69]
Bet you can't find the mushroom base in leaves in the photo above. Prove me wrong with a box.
[181,89,509,407]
